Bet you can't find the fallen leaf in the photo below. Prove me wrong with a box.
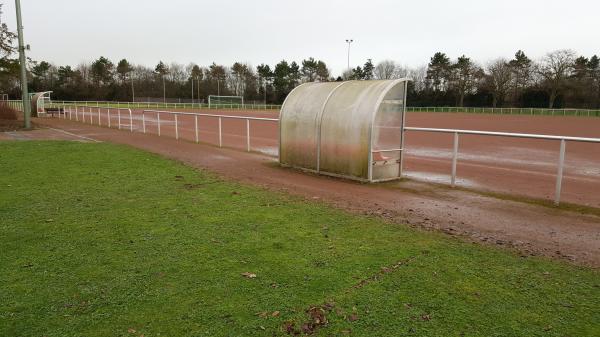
[271,311,280,317]
[421,314,431,321]
[256,311,268,318]
[241,272,257,278]
[348,313,359,322]
[127,328,136,334]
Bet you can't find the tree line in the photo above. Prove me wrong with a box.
[1,7,598,108]
[345,50,600,109]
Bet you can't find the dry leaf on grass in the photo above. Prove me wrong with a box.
[241,272,257,278]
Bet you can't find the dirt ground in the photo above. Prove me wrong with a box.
[8,118,599,268]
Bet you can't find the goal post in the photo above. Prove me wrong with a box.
[208,95,244,108]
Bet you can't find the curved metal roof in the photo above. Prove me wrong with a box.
[279,79,409,182]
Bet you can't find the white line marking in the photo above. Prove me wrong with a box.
[46,127,101,143]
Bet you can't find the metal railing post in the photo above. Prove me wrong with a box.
[108,109,111,128]
[118,110,121,130]
[129,109,133,132]
[218,117,222,147]
[194,115,199,143]
[451,132,459,187]
[554,139,566,206]
[157,113,161,136]
[98,107,101,126]
[175,114,179,140]
[142,111,146,133]
[246,119,250,152]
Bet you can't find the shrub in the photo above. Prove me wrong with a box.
[0,102,18,120]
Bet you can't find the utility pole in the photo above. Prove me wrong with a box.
[345,39,354,70]
[15,0,31,128]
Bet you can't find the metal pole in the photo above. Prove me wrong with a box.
[142,112,146,133]
[118,110,121,130]
[15,0,31,128]
[554,139,566,206]
[451,132,459,187]
[246,119,250,152]
[194,115,199,143]
[108,109,111,128]
[129,109,133,132]
[174,114,179,140]
[345,39,354,70]
[157,113,161,136]
[218,117,222,147]
[98,107,101,125]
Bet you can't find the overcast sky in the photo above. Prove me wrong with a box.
[1,0,598,75]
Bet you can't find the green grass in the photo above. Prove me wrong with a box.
[0,141,598,337]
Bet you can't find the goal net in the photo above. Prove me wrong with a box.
[208,95,244,108]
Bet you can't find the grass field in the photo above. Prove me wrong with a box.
[0,141,598,337]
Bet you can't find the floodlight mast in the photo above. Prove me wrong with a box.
[345,39,354,70]
[15,0,31,128]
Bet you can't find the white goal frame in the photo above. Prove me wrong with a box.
[208,95,244,108]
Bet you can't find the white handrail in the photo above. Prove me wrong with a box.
[403,127,600,205]
[142,109,279,122]
[404,127,600,143]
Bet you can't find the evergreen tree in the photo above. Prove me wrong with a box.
[508,50,533,107]
[362,59,374,80]
[426,52,451,91]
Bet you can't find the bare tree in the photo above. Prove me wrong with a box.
[168,62,186,83]
[409,66,428,92]
[537,49,576,108]
[0,4,16,59]
[374,60,396,79]
[486,59,512,107]
[394,64,411,79]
